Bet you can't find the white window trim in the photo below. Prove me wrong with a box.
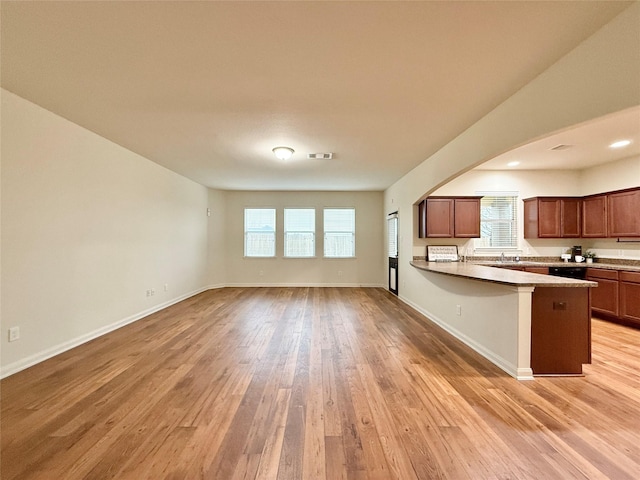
[474,191,520,253]
[323,207,356,258]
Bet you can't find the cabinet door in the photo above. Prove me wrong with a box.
[586,271,619,318]
[426,198,454,237]
[608,189,640,237]
[560,198,581,237]
[537,198,561,237]
[453,198,481,238]
[582,195,607,238]
[620,271,640,326]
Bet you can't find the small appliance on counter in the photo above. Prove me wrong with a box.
[571,245,582,262]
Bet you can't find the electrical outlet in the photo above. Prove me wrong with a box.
[259,270,264,276]
[164,284,168,292]
[8,327,20,342]
[151,288,155,296]
[338,270,343,277]
[456,305,462,316]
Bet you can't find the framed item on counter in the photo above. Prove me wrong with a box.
[427,245,459,262]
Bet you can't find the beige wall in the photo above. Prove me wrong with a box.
[207,188,227,288]
[1,90,211,376]
[384,4,640,367]
[223,190,385,287]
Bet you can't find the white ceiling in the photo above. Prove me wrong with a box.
[475,105,640,171]
[1,1,635,191]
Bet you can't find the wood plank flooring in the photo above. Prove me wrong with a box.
[2,287,639,479]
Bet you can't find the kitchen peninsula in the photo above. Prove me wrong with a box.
[410,260,596,380]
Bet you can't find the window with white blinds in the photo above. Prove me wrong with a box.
[244,208,276,257]
[477,194,518,249]
[284,208,315,257]
[324,208,355,258]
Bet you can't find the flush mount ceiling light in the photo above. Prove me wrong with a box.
[272,146,295,160]
[507,161,520,167]
[609,139,631,149]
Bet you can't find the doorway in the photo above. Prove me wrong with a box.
[388,212,398,295]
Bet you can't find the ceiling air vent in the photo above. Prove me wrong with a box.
[550,144,573,151]
[307,153,333,160]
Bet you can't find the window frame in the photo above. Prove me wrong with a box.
[284,208,316,258]
[323,207,356,258]
[244,207,277,258]
[475,193,519,251]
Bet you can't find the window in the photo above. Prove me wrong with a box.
[244,208,276,257]
[324,208,355,257]
[476,194,518,249]
[284,208,315,257]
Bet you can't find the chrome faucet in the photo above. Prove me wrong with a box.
[500,252,505,263]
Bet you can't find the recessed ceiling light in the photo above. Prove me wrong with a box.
[609,139,631,149]
[507,161,520,167]
[272,146,294,160]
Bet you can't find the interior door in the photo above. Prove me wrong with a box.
[388,212,398,295]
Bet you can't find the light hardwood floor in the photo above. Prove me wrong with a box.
[2,287,639,479]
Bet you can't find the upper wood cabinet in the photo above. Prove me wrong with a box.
[425,198,454,238]
[418,196,482,238]
[582,188,640,238]
[608,188,640,237]
[523,197,581,238]
[582,194,608,238]
[453,197,481,238]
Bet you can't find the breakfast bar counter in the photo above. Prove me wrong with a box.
[409,260,597,379]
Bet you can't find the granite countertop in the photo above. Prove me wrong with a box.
[410,260,597,288]
[473,260,640,272]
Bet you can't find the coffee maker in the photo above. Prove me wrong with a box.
[571,245,582,262]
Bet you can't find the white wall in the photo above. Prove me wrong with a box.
[580,154,640,195]
[384,4,640,362]
[1,90,211,376]
[223,190,385,287]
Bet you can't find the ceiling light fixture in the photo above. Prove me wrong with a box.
[609,139,631,149]
[507,161,520,167]
[272,146,294,160]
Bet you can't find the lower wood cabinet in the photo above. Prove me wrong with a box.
[586,267,640,328]
[620,271,640,326]
[586,268,619,318]
[531,287,590,375]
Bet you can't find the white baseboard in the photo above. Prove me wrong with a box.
[0,286,210,379]
[0,283,385,379]
[397,294,529,380]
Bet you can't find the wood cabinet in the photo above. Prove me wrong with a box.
[523,197,581,238]
[582,188,639,238]
[586,268,619,318]
[524,266,549,275]
[620,271,640,326]
[418,196,481,238]
[425,198,454,238]
[608,188,640,237]
[531,287,590,375]
[582,194,607,238]
[454,198,481,238]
